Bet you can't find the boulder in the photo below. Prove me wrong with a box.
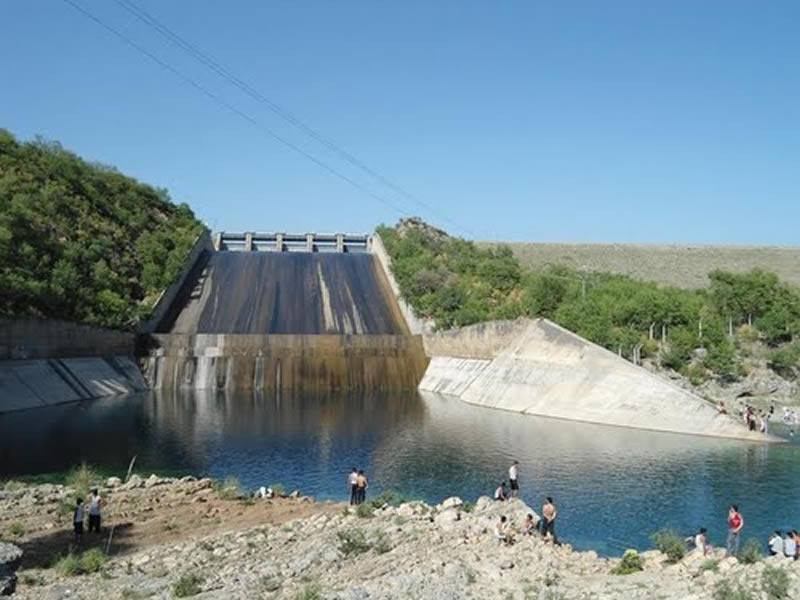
[105,476,122,488]
[0,542,23,596]
[124,474,144,489]
[441,496,463,510]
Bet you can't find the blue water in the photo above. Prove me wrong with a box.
[1,390,799,556]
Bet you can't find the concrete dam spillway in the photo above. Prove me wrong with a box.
[145,233,428,392]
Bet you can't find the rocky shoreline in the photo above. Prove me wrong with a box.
[1,477,798,599]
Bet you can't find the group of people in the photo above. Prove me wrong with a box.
[729,403,800,436]
[347,467,369,505]
[689,505,799,561]
[492,460,559,545]
[768,530,800,559]
[72,488,102,543]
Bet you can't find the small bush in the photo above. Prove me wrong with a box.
[270,483,286,497]
[611,549,644,575]
[699,558,719,572]
[294,584,322,600]
[713,579,754,600]
[761,565,789,599]
[374,531,391,555]
[355,503,374,519]
[78,548,107,574]
[172,572,203,597]
[54,553,81,576]
[213,477,242,500]
[736,538,761,564]
[337,529,371,556]
[260,575,281,592]
[650,529,686,563]
[369,490,405,509]
[461,501,475,513]
[7,521,25,537]
[2,480,23,492]
[66,463,99,495]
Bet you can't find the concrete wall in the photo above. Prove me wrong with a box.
[420,318,774,441]
[139,230,215,334]
[0,318,135,360]
[146,333,429,393]
[0,357,147,413]
[0,318,145,413]
[481,241,800,288]
[369,233,433,336]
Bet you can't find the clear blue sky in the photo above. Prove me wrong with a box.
[2,1,798,243]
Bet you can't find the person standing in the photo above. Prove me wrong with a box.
[726,505,743,556]
[769,531,784,556]
[348,468,359,505]
[784,531,797,559]
[508,460,520,498]
[88,488,102,533]
[73,497,85,544]
[541,496,558,544]
[355,470,368,505]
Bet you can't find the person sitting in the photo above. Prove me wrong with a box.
[784,531,797,559]
[694,527,712,556]
[520,513,537,536]
[494,516,513,545]
[769,531,783,556]
[791,530,800,560]
[494,482,507,502]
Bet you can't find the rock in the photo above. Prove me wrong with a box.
[106,476,122,487]
[475,496,493,512]
[441,496,463,510]
[0,542,23,596]
[124,474,144,489]
[433,509,460,530]
[289,490,300,499]
[144,474,160,488]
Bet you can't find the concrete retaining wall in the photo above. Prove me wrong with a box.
[0,318,135,360]
[146,333,429,393]
[420,318,774,441]
[369,233,433,336]
[0,357,147,413]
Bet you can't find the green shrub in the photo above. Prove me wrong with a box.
[611,549,644,575]
[7,521,25,538]
[270,483,286,497]
[54,553,81,576]
[294,584,322,600]
[337,529,371,556]
[650,529,686,563]
[461,501,475,513]
[736,538,761,564]
[355,503,374,519]
[369,490,406,509]
[212,477,242,500]
[172,572,203,597]
[78,548,107,574]
[761,565,789,599]
[374,531,391,555]
[66,463,99,496]
[713,579,754,600]
[699,558,719,572]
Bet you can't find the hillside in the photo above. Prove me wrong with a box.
[378,219,800,399]
[0,130,204,330]
[479,241,800,289]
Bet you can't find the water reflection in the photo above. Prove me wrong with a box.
[1,389,798,555]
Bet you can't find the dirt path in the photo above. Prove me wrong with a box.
[0,478,341,570]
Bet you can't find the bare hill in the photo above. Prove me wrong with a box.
[478,241,800,288]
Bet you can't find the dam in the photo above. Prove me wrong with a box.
[142,232,429,393]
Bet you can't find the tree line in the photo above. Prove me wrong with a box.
[377,220,800,382]
[0,130,204,330]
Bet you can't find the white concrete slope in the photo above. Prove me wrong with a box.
[420,318,775,441]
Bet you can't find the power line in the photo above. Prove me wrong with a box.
[114,0,475,237]
[61,0,412,218]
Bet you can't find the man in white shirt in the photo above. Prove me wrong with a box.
[508,461,520,498]
[784,532,797,559]
[769,531,784,556]
[348,467,358,505]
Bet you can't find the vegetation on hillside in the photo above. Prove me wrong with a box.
[0,130,204,329]
[378,219,800,383]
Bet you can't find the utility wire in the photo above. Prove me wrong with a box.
[114,0,475,237]
[61,0,412,218]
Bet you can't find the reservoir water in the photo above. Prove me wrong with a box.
[1,390,798,556]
